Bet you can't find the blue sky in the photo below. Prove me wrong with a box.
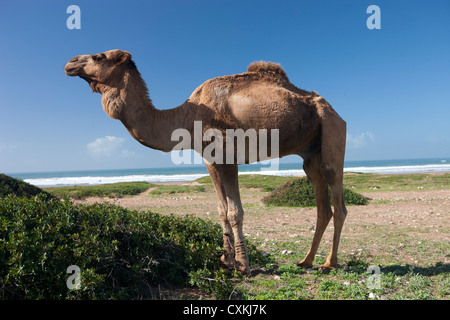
[0,0,449,173]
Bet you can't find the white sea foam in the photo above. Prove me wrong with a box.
[24,163,450,187]
[25,173,209,187]
[343,164,450,174]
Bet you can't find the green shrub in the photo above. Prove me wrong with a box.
[0,174,53,199]
[0,195,225,299]
[262,177,368,207]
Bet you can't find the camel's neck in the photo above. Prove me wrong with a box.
[110,69,195,152]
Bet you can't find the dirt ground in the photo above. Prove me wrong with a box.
[75,183,449,258]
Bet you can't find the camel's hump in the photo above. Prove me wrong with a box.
[247,61,288,80]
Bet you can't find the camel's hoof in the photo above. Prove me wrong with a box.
[235,262,251,277]
[295,261,313,269]
[318,264,335,272]
[219,255,235,270]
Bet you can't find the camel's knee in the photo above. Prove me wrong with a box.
[228,208,244,228]
[338,201,348,217]
[333,208,347,223]
[320,163,336,185]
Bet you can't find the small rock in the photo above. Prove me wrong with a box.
[274,275,281,281]
[344,281,351,287]
[369,292,379,300]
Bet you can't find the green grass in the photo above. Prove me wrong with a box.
[44,182,153,200]
[343,172,450,193]
[149,185,206,195]
[236,240,449,300]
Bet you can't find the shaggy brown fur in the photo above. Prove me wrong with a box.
[65,50,348,275]
[247,61,288,81]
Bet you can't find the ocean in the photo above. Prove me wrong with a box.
[7,158,450,188]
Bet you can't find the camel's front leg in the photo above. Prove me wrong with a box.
[219,164,250,276]
[205,163,235,269]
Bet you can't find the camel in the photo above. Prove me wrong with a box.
[64,49,348,275]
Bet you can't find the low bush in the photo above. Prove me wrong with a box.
[0,174,53,199]
[0,195,225,299]
[262,177,368,207]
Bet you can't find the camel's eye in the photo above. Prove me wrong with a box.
[92,54,106,62]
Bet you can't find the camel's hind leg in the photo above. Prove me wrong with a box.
[296,152,333,269]
[297,108,348,270]
[319,112,348,270]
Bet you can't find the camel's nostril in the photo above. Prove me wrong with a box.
[69,57,78,63]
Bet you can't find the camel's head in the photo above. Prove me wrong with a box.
[65,49,136,119]
[64,49,134,91]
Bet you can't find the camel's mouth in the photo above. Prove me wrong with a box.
[64,55,88,77]
[64,67,80,76]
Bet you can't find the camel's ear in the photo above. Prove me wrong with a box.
[111,50,132,65]
[112,51,136,70]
